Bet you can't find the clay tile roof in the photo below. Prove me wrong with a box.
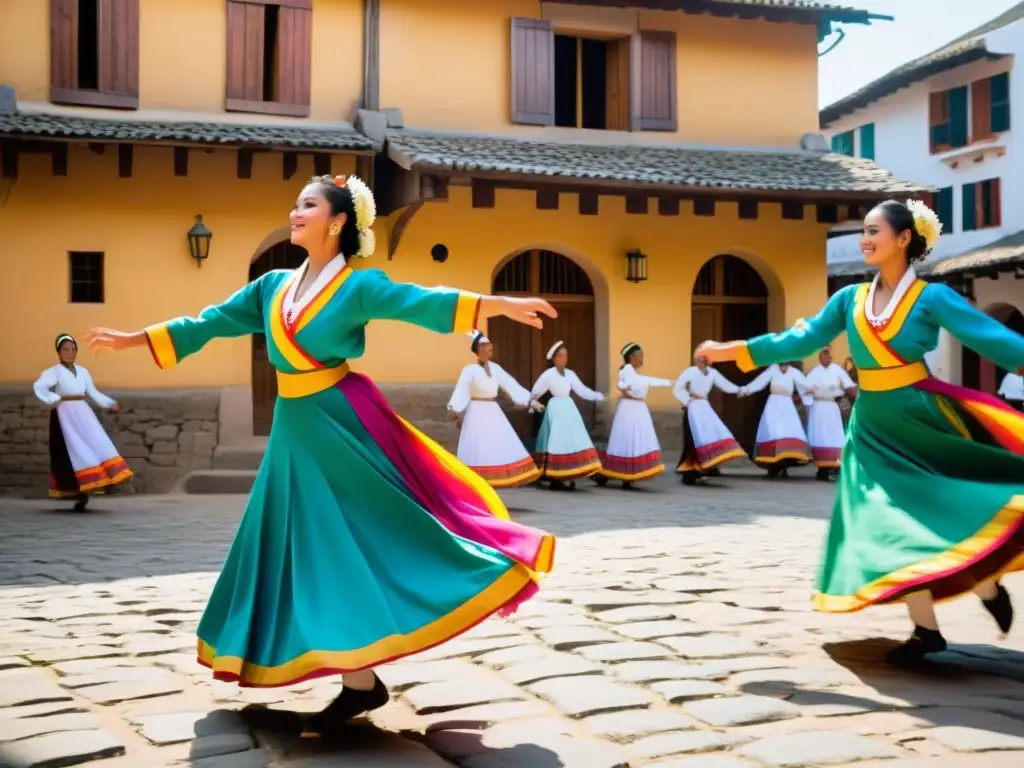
[386,130,928,197]
[550,1,874,19]
[0,111,378,151]
[821,1,1024,126]
[920,229,1024,277]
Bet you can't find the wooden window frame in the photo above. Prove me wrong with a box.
[929,90,951,153]
[963,178,1002,231]
[50,0,140,110]
[989,72,1011,134]
[225,0,313,118]
[68,251,106,304]
[970,75,992,142]
[510,18,676,133]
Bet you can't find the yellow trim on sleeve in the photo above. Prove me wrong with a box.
[735,343,757,373]
[453,292,482,334]
[144,323,178,369]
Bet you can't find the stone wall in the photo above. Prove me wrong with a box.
[0,388,220,497]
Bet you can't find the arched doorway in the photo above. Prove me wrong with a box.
[249,241,307,435]
[489,249,597,439]
[691,254,770,451]
[961,303,1024,394]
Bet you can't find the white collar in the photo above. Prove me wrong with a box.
[866,267,917,327]
[284,255,347,323]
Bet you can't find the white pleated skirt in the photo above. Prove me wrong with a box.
[599,399,664,482]
[457,400,539,487]
[752,393,810,465]
[807,399,845,468]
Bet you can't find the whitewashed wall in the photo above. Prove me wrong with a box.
[824,19,1024,384]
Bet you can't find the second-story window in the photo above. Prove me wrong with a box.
[226,0,312,117]
[511,19,676,132]
[922,187,955,235]
[929,86,968,153]
[50,0,140,109]
[971,72,1011,140]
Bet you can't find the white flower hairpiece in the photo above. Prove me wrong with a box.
[334,175,377,258]
[906,198,942,254]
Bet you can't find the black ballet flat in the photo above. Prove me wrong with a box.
[239,704,305,735]
[302,675,390,739]
[73,495,89,511]
[884,626,947,665]
[982,583,1014,635]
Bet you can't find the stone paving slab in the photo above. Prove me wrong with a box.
[2,475,1024,767]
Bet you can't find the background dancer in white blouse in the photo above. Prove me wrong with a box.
[674,352,747,485]
[739,362,811,478]
[447,331,542,488]
[998,367,1024,411]
[531,341,604,490]
[33,334,132,510]
[596,343,672,489]
[802,346,857,481]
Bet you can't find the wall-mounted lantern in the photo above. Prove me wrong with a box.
[187,215,212,267]
[625,249,648,283]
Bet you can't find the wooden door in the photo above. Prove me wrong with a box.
[249,241,307,436]
[690,303,723,413]
[491,250,597,442]
[721,302,769,451]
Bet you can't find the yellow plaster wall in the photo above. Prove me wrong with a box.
[0,0,363,121]
[0,146,354,388]
[380,0,819,147]
[1,162,833,407]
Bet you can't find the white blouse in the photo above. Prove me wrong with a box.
[740,364,810,398]
[283,254,347,326]
[998,372,1024,401]
[531,367,604,402]
[804,363,857,402]
[866,266,917,327]
[33,364,116,408]
[447,362,532,413]
[618,364,672,401]
[673,365,739,406]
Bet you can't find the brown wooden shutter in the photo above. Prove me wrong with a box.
[971,77,992,141]
[98,0,139,99]
[276,3,312,114]
[50,0,78,91]
[226,0,266,103]
[510,18,555,126]
[631,31,677,132]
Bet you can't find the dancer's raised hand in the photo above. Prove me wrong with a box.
[84,328,146,354]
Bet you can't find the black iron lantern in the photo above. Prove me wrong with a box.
[187,215,212,267]
[625,249,648,283]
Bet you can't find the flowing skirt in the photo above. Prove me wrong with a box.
[815,379,1024,613]
[752,394,810,467]
[534,397,602,481]
[598,399,664,482]
[457,401,540,487]
[677,399,747,473]
[807,399,845,468]
[49,402,132,499]
[197,372,554,687]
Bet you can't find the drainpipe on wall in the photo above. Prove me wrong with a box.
[363,0,381,112]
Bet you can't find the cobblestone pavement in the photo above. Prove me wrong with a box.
[2,469,1024,768]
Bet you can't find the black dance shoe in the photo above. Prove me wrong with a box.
[73,494,89,511]
[303,675,390,738]
[982,583,1014,635]
[884,625,947,665]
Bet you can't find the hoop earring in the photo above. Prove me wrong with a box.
[329,224,341,236]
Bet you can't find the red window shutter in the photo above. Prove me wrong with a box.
[226,0,266,102]
[991,178,1002,227]
[928,92,947,125]
[276,4,312,112]
[50,0,77,91]
[510,17,555,126]
[630,31,677,132]
[98,0,139,98]
[971,77,992,141]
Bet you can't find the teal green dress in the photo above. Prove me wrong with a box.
[736,277,1024,612]
[144,263,555,687]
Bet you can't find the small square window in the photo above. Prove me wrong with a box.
[69,251,105,304]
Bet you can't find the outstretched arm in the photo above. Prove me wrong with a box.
[711,368,741,395]
[698,285,856,372]
[358,269,556,334]
[86,276,269,367]
[82,369,117,409]
[927,284,1024,371]
[567,370,603,402]
[738,366,773,396]
[497,366,534,408]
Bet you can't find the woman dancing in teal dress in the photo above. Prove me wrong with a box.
[698,199,1024,663]
[85,175,557,733]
